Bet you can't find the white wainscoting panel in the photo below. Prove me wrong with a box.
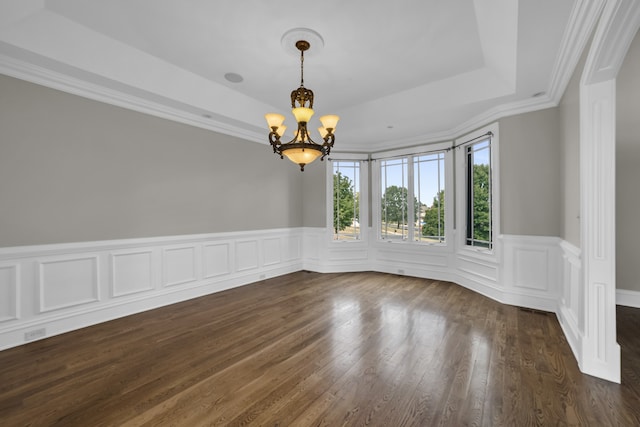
[284,235,302,262]
[306,228,563,314]
[203,242,231,278]
[263,238,281,266]
[111,250,155,297]
[37,255,100,312]
[303,229,322,263]
[501,235,561,311]
[560,241,583,329]
[0,264,19,322]
[371,242,452,281]
[374,246,448,267]
[236,240,259,272]
[457,253,499,284]
[0,226,622,385]
[514,248,549,291]
[163,245,198,287]
[328,245,370,262]
[557,240,583,376]
[0,228,303,351]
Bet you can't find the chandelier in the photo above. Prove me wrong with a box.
[265,39,339,171]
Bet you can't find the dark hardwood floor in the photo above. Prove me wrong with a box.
[1,271,639,426]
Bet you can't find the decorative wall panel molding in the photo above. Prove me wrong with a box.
[37,255,100,313]
[0,264,19,322]
[500,235,561,311]
[263,238,281,266]
[0,228,303,351]
[236,240,259,272]
[162,245,198,287]
[306,229,561,313]
[202,242,231,279]
[283,235,302,262]
[0,225,621,385]
[579,78,620,383]
[457,254,499,284]
[111,250,155,297]
[557,240,583,365]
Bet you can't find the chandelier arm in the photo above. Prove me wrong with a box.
[268,131,282,153]
[322,131,335,149]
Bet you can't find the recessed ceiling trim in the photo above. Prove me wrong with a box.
[0,52,266,144]
[0,0,597,153]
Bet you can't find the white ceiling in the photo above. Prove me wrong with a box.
[0,0,590,152]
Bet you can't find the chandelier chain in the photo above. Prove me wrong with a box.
[300,49,305,87]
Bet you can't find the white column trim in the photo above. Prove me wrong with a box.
[575,0,640,384]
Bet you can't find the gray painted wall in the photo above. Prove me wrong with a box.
[0,75,303,247]
[499,109,562,237]
[0,72,581,247]
[616,29,640,292]
[305,109,566,239]
[301,159,326,228]
[558,39,587,247]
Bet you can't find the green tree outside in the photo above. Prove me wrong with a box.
[422,189,445,240]
[333,172,358,233]
[381,185,419,229]
[470,164,491,244]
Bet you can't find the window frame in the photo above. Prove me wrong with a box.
[326,154,369,243]
[455,123,500,256]
[372,142,453,246]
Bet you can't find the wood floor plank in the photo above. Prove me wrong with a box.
[1,271,640,426]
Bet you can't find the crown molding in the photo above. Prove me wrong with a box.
[0,0,602,153]
[353,93,557,153]
[583,0,640,85]
[0,53,266,145]
[547,0,606,103]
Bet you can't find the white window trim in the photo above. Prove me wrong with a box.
[326,156,369,243]
[372,146,454,248]
[454,122,500,259]
[371,141,452,160]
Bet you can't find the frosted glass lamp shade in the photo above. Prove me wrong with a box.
[282,147,322,166]
[276,125,287,137]
[265,113,285,129]
[318,127,328,138]
[319,115,339,130]
[292,107,314,123]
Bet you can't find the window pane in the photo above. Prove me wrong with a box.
[466,139,492,248]
[415,153,445,243]
[333,161,360,240]
[380,158,408,240]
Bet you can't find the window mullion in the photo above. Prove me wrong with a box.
[407,156,415,242]
[437,156,442,242]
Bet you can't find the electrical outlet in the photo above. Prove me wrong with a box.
[398,269,405,275]
[259,274,266,280]
[24,328,46,342]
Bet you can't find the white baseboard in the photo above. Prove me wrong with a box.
[557,304,583,367]
[616,288,640,308]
